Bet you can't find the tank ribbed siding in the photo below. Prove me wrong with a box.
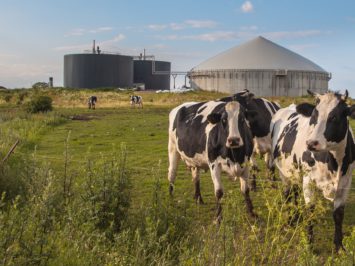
[189,36,330,96]
[64,54,133,89]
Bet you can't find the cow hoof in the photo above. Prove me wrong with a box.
[194,195,205,205]
[335,244,346,253]
[214,215,222,225]
[249,212,258,220]
[169,184,174,196]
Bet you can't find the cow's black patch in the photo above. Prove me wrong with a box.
[271,102,280,112]
[280,119,299,155]
[173,102,209,157]
[313,151,338,173]
[197,105,207,114]
[266,101,277,113]
[293,154,299,169]
[341,129,355,175]
[273,145,280,159]
[296,103,315,117]
[309,108,318,126]
[301,150,338,172]
[324,101,348,143]
[288,113,298,120]
[302,151,315,167]
[273,117,299,159]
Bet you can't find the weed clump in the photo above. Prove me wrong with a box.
[25,95,53,113]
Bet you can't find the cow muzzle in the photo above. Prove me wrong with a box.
[306,140,320,151]
[227,137,242,148]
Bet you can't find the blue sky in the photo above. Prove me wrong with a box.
[1,0,355,95]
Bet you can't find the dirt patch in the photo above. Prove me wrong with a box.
[70,114,97,121]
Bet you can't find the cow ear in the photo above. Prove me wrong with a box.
[307,89,316,97]
[245,110,258,121]
[341,90,349,101]
[296,103,315,117]
[207,113,221,124]
[346,105,355,119]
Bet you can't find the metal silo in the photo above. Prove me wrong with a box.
[64,53,133,88]
[189,36,331,97]
[133,60,171,90]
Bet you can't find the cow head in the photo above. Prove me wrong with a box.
[297,90,355,151]
[207,101,248,148]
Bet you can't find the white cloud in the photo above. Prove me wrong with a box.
[240,25,258,31]
[147,24,168,31]
[263,30,328,40]
[0,54,18,58]
[288,44,318,52]
[65,26,114,37]
[158,31,239,42]
[65,28,86,37]
[241,1,253,13]
[0,63,61,88]
[184,20,217,29]
[54,34,126,52]
[89,27,114,33]
[146,20,218,31]
[156,28,331,43]
[53,43,91,52]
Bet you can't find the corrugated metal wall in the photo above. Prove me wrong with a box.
[64,54,133,88]
[189,69,330,96]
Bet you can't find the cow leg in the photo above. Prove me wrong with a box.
[303,175,315,244]
[332,173,351,252]
[333,205,345,252]
[168,139,179,196]
[240,168,257,218]
[191,167,204,204]
[249,156,258,191]
[306,204,315,244]
[210,163,223,222]
[285,185,301,226]
[265,153,277,188]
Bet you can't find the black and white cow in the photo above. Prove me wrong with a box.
[168,100,257,219]
[271,90,355,251]
[88,96,97,109]
[220,90,281,189]
[130,95,143,108]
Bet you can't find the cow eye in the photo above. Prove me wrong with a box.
[222,118,227,124]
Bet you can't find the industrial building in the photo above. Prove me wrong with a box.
[133,59,171,91]
[64,53,133,89]
[189,36,331,96]
[64,43,171,90]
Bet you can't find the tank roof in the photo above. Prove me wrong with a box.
[192,36,326,72]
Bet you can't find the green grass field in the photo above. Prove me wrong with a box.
[1,89,355,265]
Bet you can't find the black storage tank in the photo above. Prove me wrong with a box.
[64,54,133,88]
[133,60,171,90]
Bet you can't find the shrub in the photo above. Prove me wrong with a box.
[25,95,53,113]
[4,94,12,103]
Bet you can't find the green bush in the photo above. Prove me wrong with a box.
[4,94,12,103]
[25,95,53,113]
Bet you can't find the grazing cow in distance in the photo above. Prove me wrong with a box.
[130,95,143,108]
[271,90,355,251]
[168,100,257,220]
[88,96,97,109]
[219,89,281,189]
